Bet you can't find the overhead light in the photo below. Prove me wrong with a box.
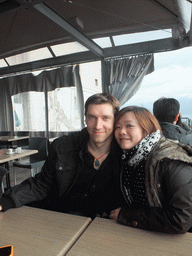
[68,16,84,31]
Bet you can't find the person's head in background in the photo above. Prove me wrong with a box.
[153,97,180,124]
[114,106,161,150]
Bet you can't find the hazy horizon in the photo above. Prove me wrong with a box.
[123,46,192,120]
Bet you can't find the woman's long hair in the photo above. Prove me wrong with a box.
[115,106,161,135]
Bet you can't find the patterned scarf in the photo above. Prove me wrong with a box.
[121,130,162,166]
[120,130,162,207]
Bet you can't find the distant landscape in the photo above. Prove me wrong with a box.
[123,47,192,120]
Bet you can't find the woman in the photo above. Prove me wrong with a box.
[109,106,192,234]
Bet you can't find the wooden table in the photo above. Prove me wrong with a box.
[67,217,192,256]
[0,206,91,256]
[0,148,38,164]
[0,148,38,188]
[0,136,29,148]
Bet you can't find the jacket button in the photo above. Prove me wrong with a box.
[157,183,161,188]
[133,221,138,226]
[59,166,62,170]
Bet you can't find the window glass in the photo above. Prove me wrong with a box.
[51,42,88,57]
[11,61,102,133]
[0,59,8,68]
[6,48,52,66]
[113,29,172,46]
[48,87,81,131]
[93,37,112,48]
[12,92,45,131]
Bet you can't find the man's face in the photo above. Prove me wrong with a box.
[85,103,115,146]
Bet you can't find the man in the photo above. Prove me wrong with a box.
[0,93,124,218]
[153,97,192,147]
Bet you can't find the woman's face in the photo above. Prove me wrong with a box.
[114,111,146,150]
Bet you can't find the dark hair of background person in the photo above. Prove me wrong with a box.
[84,93,120,118]
[115,106,161,135]
[153,97,180,123]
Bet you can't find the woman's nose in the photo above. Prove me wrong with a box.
[120,127,126,135]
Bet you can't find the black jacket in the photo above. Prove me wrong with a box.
[160,122,192,147]
[1,129,123,214]
[118,137,192,234]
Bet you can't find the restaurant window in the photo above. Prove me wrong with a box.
[12,92,46,131]
[48,87,81,132]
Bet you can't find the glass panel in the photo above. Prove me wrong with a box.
[51,42,88,57]
[122,46,192,121]
[0,59,8,68]
[48,61,102,133]
[6,48,52,66]
[113,29,172,46]
[93,37,112,48]
[12,92,45,131]
[48,87,81,131]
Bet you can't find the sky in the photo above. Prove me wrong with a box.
[123,46,192,120]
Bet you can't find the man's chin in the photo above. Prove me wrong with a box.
[92,135,113,144]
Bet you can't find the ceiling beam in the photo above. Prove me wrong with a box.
[0,36,191,78]
[33,2,104,58]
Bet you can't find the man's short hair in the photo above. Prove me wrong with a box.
[153,97,180,123]
[85,93,120,118]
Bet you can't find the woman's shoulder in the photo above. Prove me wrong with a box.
[151,136,192,164]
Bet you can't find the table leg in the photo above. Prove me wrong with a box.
[4,162,11,189]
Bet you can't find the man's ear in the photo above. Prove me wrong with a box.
[174,113,180,124]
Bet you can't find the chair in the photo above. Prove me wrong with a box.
[0,131,11,136]
[13,137,49,185]
[14,131,30,149]
[0,131,12,149]
[0,166,9,194]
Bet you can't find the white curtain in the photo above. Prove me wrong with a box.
[107,54,154,106]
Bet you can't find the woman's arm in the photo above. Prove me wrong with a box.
[111,161,192,234]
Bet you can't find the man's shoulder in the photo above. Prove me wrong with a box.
[51,128,89,150]
[160,122,185,139]
[160,122,192,146]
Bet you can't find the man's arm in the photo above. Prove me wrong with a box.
[0,144,57,212]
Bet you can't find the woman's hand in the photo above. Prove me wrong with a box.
[109,207,122,221]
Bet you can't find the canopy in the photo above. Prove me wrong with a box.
[0,0,192,79]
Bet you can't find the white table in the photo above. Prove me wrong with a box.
[0,148,38,188]
[67,217,192,256]
[0,206,91,256]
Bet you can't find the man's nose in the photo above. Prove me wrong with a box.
[95,118,102,129]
